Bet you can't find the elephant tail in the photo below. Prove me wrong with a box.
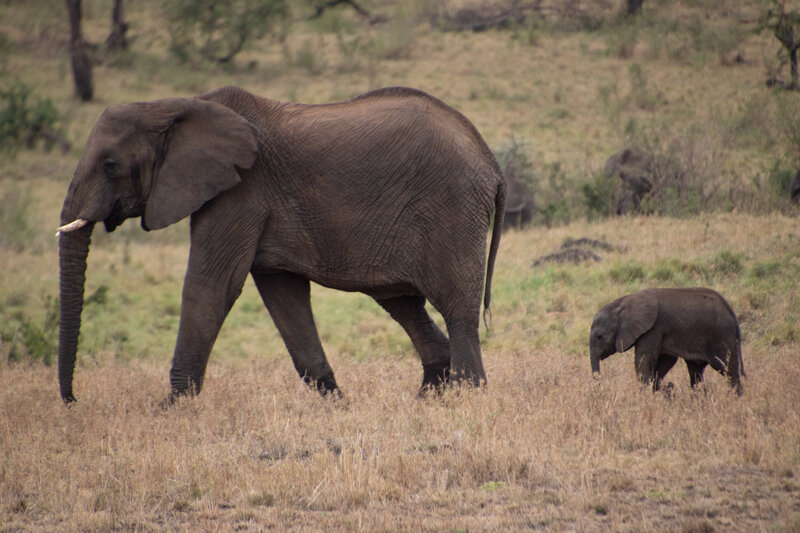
[483,178,506,329]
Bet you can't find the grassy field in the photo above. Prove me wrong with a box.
[2,1,800,530]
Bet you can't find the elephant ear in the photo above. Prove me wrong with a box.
[616,290,659,352]
[144,98,258,231]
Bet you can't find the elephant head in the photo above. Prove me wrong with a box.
[589,290,658,373]
[56,97,258,403]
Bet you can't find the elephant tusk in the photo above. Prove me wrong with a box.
[55,218,89,236]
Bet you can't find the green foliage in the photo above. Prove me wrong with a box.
[650,260,677,282]
[754,0,800,88]
[749,259,783,280]
[581,171,617,220]
[0,187,34,252]
[288,39,327,74]
[163,0,289,63]
[0,80,61,152]
[1,296,58,365]
[709,250,744,277]
[608,260,646,283]
[763,158,796,197]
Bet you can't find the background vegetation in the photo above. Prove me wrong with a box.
[1,0,799,530]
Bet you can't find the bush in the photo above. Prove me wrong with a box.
[164,0,289,63]
[0,187,34,251]
[608,260,646,283]
[0,80,62,152]
[1,296,58,365]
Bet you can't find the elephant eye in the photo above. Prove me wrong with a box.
[102,159,119,178]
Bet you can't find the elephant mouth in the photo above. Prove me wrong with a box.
[104,201,125,233]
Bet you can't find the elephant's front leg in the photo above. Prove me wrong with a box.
[633,334,661,389]
[168,220,257,400]
[169,269,249,399]
[252,272,338,394]
[652,354,678,392]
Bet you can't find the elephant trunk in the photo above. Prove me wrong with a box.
[57,219,95,403]
[590,348,601,374]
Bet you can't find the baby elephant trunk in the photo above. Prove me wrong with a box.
[590,348,601,374]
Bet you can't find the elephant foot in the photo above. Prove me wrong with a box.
[160,388,193,409]
[659,381,675,400]
[418,361,450,396]
[303,374,342,398]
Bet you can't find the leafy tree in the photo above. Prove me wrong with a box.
[164,0,289,63]
[757,0,800,90]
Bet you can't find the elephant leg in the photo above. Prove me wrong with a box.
[633,335,660,388]
[252,272,338,395]
[169,269,249,399]
[441,311,485,387]
[653,354,678,392]
[685,360,707,389]
[709,343,743,395]
[375,295,451,392]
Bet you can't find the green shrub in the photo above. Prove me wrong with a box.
[608,261,646,283]
[163,0,289,63]
[749,260,783,280]
[709,251,744,276]
[581,171,617,220]
[2,296,58,365]
[0,187,34,251]
[650,260,677,282]
[0,80,62,152]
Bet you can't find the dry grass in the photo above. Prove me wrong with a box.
[2,343,799,531]
[3,214,800,531]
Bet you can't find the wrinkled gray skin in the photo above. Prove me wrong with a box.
[604,147,654,215]
[57,86,506,404]
[502,176,535,231]
[589,288,744,395]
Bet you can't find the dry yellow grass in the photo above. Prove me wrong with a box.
[3,215,800,531]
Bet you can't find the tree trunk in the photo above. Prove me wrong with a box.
[105,0,128,51]
[65,0,93,101]
[626,0,645,16]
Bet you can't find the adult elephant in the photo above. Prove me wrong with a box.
[603,146,655,214]
[56,86,506,404]
[589,288,744,395]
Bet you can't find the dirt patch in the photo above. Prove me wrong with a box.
[533,237,619,266]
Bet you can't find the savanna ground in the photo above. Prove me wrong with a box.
[2,1,800,531]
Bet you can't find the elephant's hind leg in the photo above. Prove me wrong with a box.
[252,272,338,395]
[375,295,450,392]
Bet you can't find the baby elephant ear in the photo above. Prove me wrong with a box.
[616,290,659,352]
[144,98,258,230]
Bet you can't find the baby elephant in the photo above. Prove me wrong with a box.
[590,288,744,395]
